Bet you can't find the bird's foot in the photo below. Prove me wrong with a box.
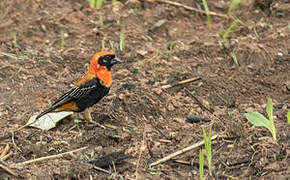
[88,120,106,129]
[85,108,106,129]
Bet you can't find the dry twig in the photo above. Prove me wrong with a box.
[1,151,13,161]
[10,146,88,168]
[103,123,118,129]
[150,134,218,167]
[152,0,227,18]
[0,52,17,59]
[0,144,10,159]
[0,161,18,177]
[161,77,201,89]
[92,165,112,174]
[11,131,21,152]
[14,122,34,132]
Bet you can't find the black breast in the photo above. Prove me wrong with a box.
[76,79,110,112]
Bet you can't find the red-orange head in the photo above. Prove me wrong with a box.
[88,51,121,74]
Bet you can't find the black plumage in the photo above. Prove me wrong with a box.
[75,78,110,111]
[36,78,110,119]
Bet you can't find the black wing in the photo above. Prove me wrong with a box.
[36,78,100,120]
[51,78,99,108]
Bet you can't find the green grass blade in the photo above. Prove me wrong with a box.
[231,51,239,65]
[199,149,204,180]
[271,125,277,140]
[96,0,103,9]
[202,127,212,175]
[88,0,102,9]
[228,0,242,15]
[266,98,276,139]
[99,12,103,29]
[266,98,273,122]
[13,32,18,47]
[169,41,175,57]
[109,40,115,50]
[201,0,211,29]
[101,39,105,50]
[245,111,270,127]
[287,110,290,125]
[222,19,238,39]
[207,128,212,175]
[202,127,207,140]
[88,0,96,8]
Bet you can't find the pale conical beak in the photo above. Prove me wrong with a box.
[111,57,122,64]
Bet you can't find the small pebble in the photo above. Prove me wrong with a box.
[152,88,162,95]
[64,33,69,38]
[274,104,283,109]
[277,52,283,56]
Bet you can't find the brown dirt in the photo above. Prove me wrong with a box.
[0,0,289,179]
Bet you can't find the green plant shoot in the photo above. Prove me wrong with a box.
[101,39,105,50]
[120,24,125,51]
[109,40,115,50]
[96,0,103,9]
[245,98,277,140]
[202,127,212,175]
[99,11,103,29]
[199,149,204,180]
[232,51,239,65]
[169,41,175,57]
[88,0,102,9]
[197,82,203,88]
[228,0,242,15]
[112,0,117,3]
[88,0,96,8]
[222,19,238,39]
[201,0,211,29]
[13,31,18,47]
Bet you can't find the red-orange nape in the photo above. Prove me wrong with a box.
[87,51,115,87]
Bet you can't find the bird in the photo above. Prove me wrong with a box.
[35,51,121,123]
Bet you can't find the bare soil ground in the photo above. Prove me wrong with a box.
[0,0,289,179]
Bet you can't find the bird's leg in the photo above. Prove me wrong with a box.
[85,108,106,129]
[85,107,93,121]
